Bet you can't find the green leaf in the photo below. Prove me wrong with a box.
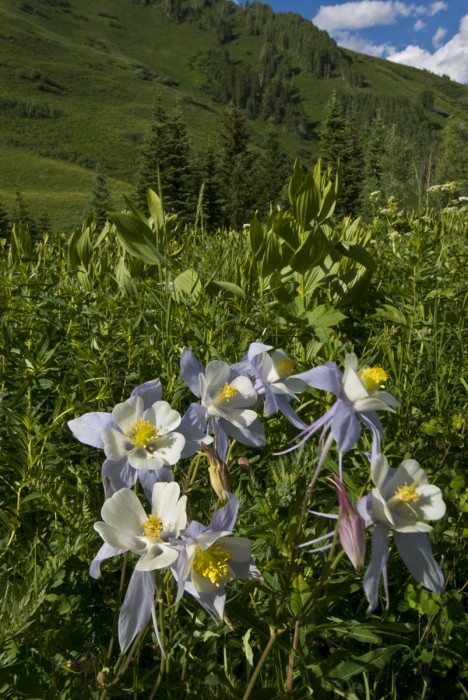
[317,180,337,223]
[328,646,402,680]
[334,242,377,272]
[173,269,201,300]
[289,227,333,274]
[260,232,283,278]
[272,217,300,251]
[205,280,245,297]
[108,211,170,268]
[305,305,346,329]
[288,157,303,204]
[293,173,320,230]
[146,188,165,232]
[122,195,148,224]
[250,213,264,256]
[371,304,407,325]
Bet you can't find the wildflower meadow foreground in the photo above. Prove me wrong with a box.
[0,163,467,699]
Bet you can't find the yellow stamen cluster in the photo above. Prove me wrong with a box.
[358,367,389,392]
[275,357,295,378]
[193,544,231,586]
[125,418,160,449]
[213,383,238,407]
[141,514,163,540]
[395,484,419,504]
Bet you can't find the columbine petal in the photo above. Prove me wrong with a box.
[102,427,131,461]
[212,406,257,428]
[247,342,273,363]
[371,488,395,528]
[112,395,144,433]
[384,460,428,500]
[131,379,162,411]
[102,457,137,497]
[147,401,181,434]
[118,570,155,654]
[101,488,147,536]
[275,394,307,429]
[354,397,397,413]
[205,492,239,533]
[225,375,257,407]
[371,453,389,491]
[94,522,146,552]
[89,542,125,579]
[68,412,115,449]
[342,365,369,404]
[138,467,173,502]
[180,348,205,398]
[221,417,266,449]
[196,530,233,551]
[394,531,444,594]
[205,361,231,398]
[364,522,390,613]
[136,543,179,571]
[415,484,446,521]
[331,401,361,453]
[178,404,211,459]
[299,362,343,396]
[218,536,252,562]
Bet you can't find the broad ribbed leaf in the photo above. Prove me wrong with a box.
[272,217,300,250]
[250,214,264,255]
[206,280,245,297]
[108,212,170,268]
[334,241,377,271]
[260,231,282,278]
[289,227,332,274]
[173,269,201,299]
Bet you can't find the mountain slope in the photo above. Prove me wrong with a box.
[1,0,467,229]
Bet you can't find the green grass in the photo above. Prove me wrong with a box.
[1,0,468,228]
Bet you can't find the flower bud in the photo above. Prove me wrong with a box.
[238,456,250,470]
[334,475,366,571]
[201,444,231,501]
[97,669,109,685]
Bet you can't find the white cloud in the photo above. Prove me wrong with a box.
[332,29,395,55]
[389,14,468,84]
[429,1,448,16]
[413,19,425,30]
[432,26,447,48]
[312,1,429,32]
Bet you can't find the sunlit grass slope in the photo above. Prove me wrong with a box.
[1,0,468,228]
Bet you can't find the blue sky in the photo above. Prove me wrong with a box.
[261,1,468,84]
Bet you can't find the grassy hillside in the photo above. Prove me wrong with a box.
[1,0,468,229]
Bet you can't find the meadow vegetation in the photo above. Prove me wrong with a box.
[0,162,467,699]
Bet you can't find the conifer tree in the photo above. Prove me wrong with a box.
[201,145,223,232]
[219,108,254,229]
[255,120,288,217]
[12,190,38,240]
[164,102,194,218]
[37,210,52,236]
[381,126,414,207]
[89,168,111,231]
[435,118,468,193]
[341,108,364,218]
[0,199,10,240]
[360,111,386,217]
[320,91,347,180]
[135,93,172,212]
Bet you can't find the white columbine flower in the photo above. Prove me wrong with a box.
[358,454,446,612]
[200,361,258,428]
[93,482,187,571]
[101,397,185,470]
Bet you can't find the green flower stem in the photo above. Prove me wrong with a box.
[286,619,300,698]
[241,626,280,700]
[105,551,129,667]
[178,606,198,699]
[100,615,151,700]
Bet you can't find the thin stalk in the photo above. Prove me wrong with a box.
[178,606,198,699]
[105,551,129,666]
[100,618,151,700]
[286,619,300,698]
[241,627,278,700]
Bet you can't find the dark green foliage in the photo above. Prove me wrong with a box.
[360,110,386,216]
[254,120,288,216]
[420,88,435,110]
[320,91,347,178]
[435,118,468,192]
[200,144,223,231]
[218,108,255,229]
[135,93,172,212]
[88,169,111,231]
[0,199,10,239]
[0,96,61,118]
[12,190,39,240]
[135,96,194,218]
[37,209,52,235]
